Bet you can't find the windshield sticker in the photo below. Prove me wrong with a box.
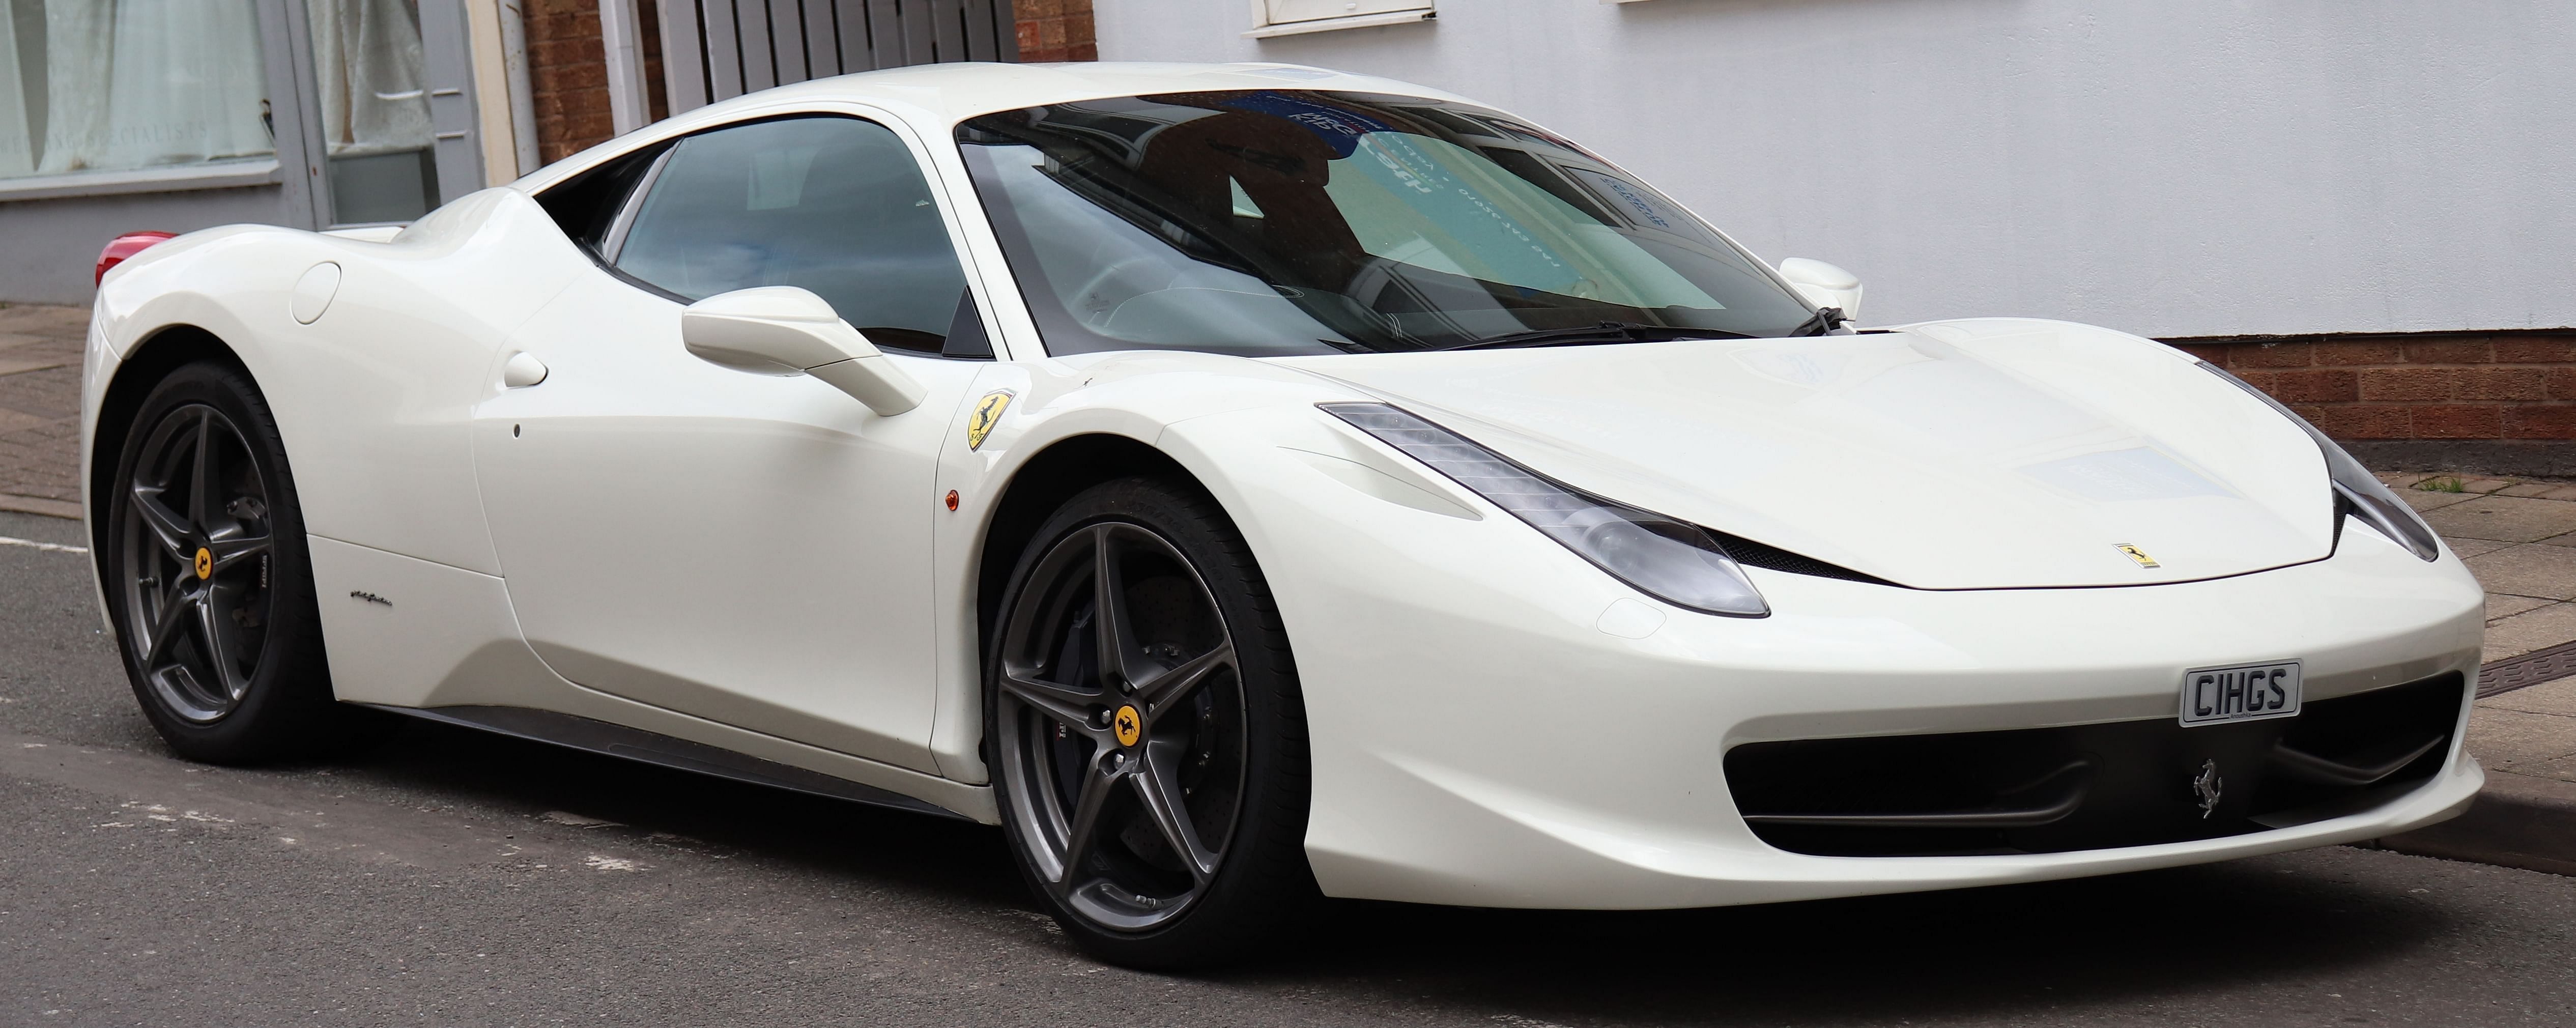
[1569,168,1675,231]
[1485,118,1596,159]
[1215,92,1399,158]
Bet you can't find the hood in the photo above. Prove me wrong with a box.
[1274,319,2336,590]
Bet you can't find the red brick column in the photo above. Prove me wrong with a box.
[2173,332,2576,476]
[1014,0,1098,62]
[526,0,616,162]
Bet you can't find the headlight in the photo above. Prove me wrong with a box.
[2198,362,2441,561]
[1321,403,1770,617]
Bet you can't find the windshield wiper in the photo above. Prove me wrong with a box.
[1442,321,1757,351]
[1786,306,1849,337]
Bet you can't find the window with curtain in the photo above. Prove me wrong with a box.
[305,0,439,223]
[0,0,274,181]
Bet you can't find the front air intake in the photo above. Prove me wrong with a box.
[1724,672,2464,857]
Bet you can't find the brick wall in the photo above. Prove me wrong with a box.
[525,0,668,164]
[1014,0,1097,62]
[526,0,613,162]
[2175,332,2576,476]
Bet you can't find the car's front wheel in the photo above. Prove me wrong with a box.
[986,477,1315,969]
[102,361,371,763]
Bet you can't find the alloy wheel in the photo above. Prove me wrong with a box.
[994,521,1250,932]
[118,403,276,724]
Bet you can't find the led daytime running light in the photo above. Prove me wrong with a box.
[1321,403,1770,617]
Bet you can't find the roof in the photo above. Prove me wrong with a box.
[513,61,1469,193]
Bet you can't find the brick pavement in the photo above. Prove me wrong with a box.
[0,303,84,519]
[2383,471,2576,665]
[2378,471,2576,805]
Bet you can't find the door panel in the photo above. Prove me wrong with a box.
[472,270,980,772]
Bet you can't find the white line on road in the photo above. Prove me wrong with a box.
[0,535,86,554]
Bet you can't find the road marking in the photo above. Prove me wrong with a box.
[0,535,85,554]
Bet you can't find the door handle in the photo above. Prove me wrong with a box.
[503,352,549,388]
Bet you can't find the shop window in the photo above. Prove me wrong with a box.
[0,0,274,181]
[306,0,438,224]
[1248,0,1435,38]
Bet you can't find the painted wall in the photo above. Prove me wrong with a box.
[1094,0,2576,340]
[0,186,299,307]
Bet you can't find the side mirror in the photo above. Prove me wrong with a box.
[1777,258,1863,322]
[680,287,925,416]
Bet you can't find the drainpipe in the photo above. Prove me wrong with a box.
[499,1,540,173]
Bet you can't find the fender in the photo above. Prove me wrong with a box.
[920,349,1376,780]
[90,190,590,576]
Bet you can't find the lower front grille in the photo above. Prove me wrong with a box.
[1724,672,2465,857]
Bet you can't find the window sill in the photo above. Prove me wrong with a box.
[1245,9,1434,38]
[0,159,283,204]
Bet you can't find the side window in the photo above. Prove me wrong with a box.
[613,117,983,357]
[536,145,670,256]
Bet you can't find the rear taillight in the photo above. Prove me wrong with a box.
[96,231,178,286]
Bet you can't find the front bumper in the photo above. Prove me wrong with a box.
[1171,414,2487,909]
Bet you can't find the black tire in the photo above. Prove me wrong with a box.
[985,476,1315,969]
[101,361,382,763]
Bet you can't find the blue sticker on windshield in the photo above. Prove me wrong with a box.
[1569,169,1674,230]
[1214,92,1398,158]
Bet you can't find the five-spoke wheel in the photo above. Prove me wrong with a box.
[996,521,1247,929]
[104,361,362,762]
[988,478,1312,967]
[120,402,275,723]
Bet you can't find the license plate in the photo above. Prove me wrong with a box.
[2179,662,2302,726]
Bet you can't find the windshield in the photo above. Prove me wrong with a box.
[955,91,1820,357]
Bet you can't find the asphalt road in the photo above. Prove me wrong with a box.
[5,509,2575,1027]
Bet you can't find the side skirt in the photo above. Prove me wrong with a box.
[360,703,970,821]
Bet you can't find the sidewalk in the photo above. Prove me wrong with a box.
[0,303,85,520]
[2375,472,2576,874]
[0,302,2569,874]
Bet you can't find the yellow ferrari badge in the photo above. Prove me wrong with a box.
[1112,704,1142,747]
[2115,544,2159,569]
[193,547,213,580]
[965,389,1014,451]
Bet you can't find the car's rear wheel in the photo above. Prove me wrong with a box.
[986,477,1314,968]
[103,361,371,763]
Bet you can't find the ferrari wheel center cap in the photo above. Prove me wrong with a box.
[1112,704,1142,748]
[193,547,213,580]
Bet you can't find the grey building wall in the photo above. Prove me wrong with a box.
[0,0,487,308]
[0,185,300,306]
[1096,0,2576,340]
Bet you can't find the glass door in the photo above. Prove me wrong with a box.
[299,0,479,225]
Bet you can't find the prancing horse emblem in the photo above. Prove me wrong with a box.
[965,389,1015,451]
[2192,758,2223,818]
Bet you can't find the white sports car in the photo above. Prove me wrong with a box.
[80,62,2483,968]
